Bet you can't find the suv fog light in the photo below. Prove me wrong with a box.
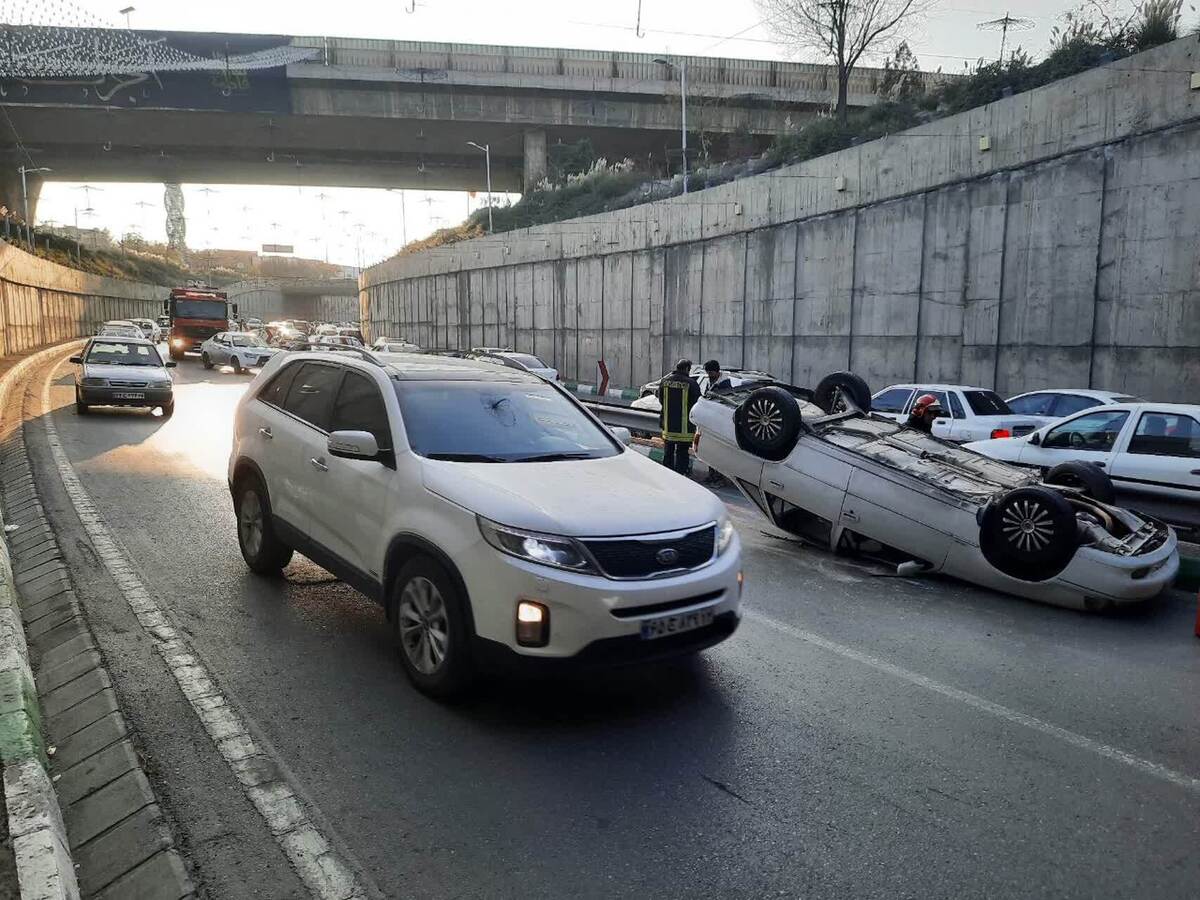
[516,600,549,647]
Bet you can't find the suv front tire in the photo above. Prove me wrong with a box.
[391,556,475,698]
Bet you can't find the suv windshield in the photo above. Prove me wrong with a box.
[87,341,163,366]
[964,390,1012,416]
[394,381,619,462]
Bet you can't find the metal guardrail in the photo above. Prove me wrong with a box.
[583,401,659,433]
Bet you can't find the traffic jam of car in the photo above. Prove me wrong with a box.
[63,288,1196,697]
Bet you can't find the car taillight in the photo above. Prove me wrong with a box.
[990,428,1012,439]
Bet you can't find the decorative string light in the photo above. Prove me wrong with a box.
[0,0,317,78]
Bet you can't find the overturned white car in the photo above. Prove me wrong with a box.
[691,373,1180,611]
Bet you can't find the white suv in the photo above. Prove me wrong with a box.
[228,350,742,697]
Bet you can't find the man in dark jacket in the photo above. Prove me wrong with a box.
[659,359,701,475]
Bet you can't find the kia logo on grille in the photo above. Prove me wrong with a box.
[656,548,680,566]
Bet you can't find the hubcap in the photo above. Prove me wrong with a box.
[1000,499,1055,552]
[398,577,449,675]
[239,490,264,557]
[746,398,783,441]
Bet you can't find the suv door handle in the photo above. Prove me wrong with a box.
[1191,469,1200,476]
[259,427,273,439]
[842,509,859,522]
[310,457,328,472]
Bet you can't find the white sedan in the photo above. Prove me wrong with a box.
[966,402,1200,534]
[1005,388,1143,427]
[200,332,281,373]
[871,383,1042,442]
[692,373,1178,611]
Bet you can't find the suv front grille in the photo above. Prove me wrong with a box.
[109,380,148,387]
[583,525,716,579]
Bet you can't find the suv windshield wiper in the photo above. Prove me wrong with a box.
[426,452,508,463]
[512,451,599,462]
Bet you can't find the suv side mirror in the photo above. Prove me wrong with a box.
[1029,432,1042,446]
[609,426,632,446]
[328,430,381,461]
[69,355,83,364]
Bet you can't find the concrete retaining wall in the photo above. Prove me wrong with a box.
[230,283,360,325]
[362,37,1200,402]
[0,245,161,355]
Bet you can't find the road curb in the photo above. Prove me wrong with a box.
[0,343,84,900]
[0,341,194,900]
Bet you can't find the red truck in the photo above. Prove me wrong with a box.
[163,286,236,360]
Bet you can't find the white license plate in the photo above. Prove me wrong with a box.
[113,392,145,399]
[640,608,714,641]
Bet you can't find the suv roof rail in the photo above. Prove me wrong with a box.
[296,344,386,367]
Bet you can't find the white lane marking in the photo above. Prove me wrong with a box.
[742,609,1200,795]
[38,360,377,900]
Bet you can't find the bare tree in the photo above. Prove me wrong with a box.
[756,0,935,121]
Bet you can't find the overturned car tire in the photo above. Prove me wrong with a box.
[734,386,803,461]
[814,371,872,414]
[980,486,1079,582]
[1044,460,1115,504]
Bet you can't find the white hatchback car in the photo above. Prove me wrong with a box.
[201,332,281,373]
[228,350,742,697]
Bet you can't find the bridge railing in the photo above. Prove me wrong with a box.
[289,36,948,101]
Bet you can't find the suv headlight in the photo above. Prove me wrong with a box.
[478,516,596,574]
[81,377,107,386]
[716,516,736,555]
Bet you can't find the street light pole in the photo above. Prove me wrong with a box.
[18,165,51,247]
[466,141,493,233]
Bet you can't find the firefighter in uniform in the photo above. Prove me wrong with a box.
[659,359,701,475]
[906,393,944,433]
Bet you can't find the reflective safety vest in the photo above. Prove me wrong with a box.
[660,375,700,442]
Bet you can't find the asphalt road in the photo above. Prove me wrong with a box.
[22,350,1200,899]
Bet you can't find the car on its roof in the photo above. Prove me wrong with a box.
[1004,389,1144,426]
[690,371,1178,611]
[229,348,742,699]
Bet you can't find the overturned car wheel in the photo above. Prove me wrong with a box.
[734,386,802,461]
[814,371,872,414]
[980,486,1079,582]
[1044,461,1115,504]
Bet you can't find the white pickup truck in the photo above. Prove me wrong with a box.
[871,383,1042,443]
[966,403,1200,534]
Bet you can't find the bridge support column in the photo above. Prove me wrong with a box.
[0,170,43,226]
[523,129,547,190]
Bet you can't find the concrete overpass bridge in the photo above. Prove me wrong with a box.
[0,27,921,216]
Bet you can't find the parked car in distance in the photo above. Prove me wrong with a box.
[469,348,558,381]
[871,383,1041,442]
[966,402,1200,534]
[314,334,364,349]
[228,349,742,698]
[156,314,171,335]
[373,340,422,354]
[691,372,1177,611]
[372,336,419,350]
[632,366,775,413]
[200,332,281,373]
[70,336,176,417]
[96,320,145,340]
[1005,389,1143,426]
[129,318,162,343]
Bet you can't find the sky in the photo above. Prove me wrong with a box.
[36,0,1096,267]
